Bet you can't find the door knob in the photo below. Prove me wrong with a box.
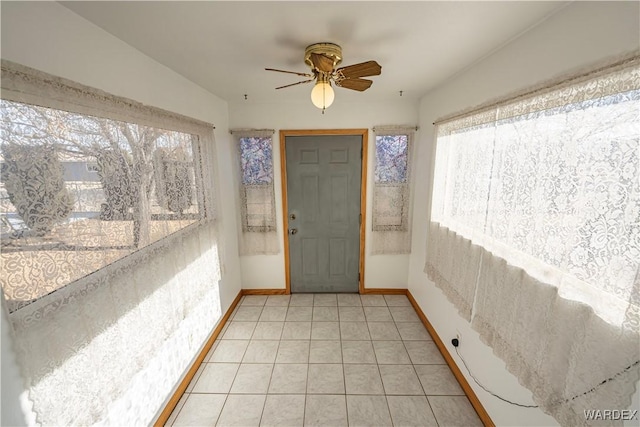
[288,228,298,235]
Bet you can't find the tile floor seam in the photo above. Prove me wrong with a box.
[365,308,393,427]
[224,343,248,397]
[256,391,268,427]
[412,361,429,397]
[394,314,429,398]
[216,393,230,426]
[267,336,283,394]
[344,393,350,427]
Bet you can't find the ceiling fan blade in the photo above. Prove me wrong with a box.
[275,79,315,90]
[335,78,373,92]
[265,68,313,78]
[336,60,381,79]
[310,53,335,73]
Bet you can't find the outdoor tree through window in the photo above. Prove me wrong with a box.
[0,99,203,312]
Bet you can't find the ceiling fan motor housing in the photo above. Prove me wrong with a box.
[304,43,343,71]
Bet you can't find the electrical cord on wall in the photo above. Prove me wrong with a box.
[452,339,640,409]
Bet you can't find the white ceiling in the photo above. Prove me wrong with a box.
[61,1,569,104]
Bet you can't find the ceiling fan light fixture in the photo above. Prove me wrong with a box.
[310,80,334,111]
[266,42,381,113]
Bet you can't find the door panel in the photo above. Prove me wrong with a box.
[329,238,347,277]
[302,238,319,276]
[286,135,362,293]
[330,174,348,223]
[301,175,319,223]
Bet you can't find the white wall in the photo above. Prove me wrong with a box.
[409,2,639,426]
[0,1,242,424]
[229,98,418,290]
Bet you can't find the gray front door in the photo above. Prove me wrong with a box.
[285,135,362,293]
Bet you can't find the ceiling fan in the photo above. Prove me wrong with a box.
[266,42,382,112]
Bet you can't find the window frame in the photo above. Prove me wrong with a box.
[0,60,217,314]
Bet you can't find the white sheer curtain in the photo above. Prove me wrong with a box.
[371,126,416,254]
[1,60,223,425]
[427,54,639,425]
[231,129,279,255]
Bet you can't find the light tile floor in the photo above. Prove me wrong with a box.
[166,293,483,427]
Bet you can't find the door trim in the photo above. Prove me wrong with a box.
[280,129,368,294]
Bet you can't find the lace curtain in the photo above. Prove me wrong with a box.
[426,54,639,426]
[1,60,223,425]
[231,129,279,255]
[371,126,416,254]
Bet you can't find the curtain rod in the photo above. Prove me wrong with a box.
[432,51,639,126]
[229,128,275,134]
[372,126,418,132]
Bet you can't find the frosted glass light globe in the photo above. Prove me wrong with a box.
[310,81,335,109]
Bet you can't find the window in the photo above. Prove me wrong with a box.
[427,55,639,425]
[431,70,639,324]
[231,129,278,255]
[0,99,203,312]
[371,127,416,254]
[373,134,409,230]
[238,136,276,232]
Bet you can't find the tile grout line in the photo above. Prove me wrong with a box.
[264,299,285,399]
[215,393,231,427]
[217,297,263,426]
[382,296,397,427]
[426,392,443,427]
[399,317,426,396]
[396,322,444,427]
[365,296,394,427]
[215,295,240,427]
[260,295,294,426]
[337,296,349,427]
[391,296,430,400]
